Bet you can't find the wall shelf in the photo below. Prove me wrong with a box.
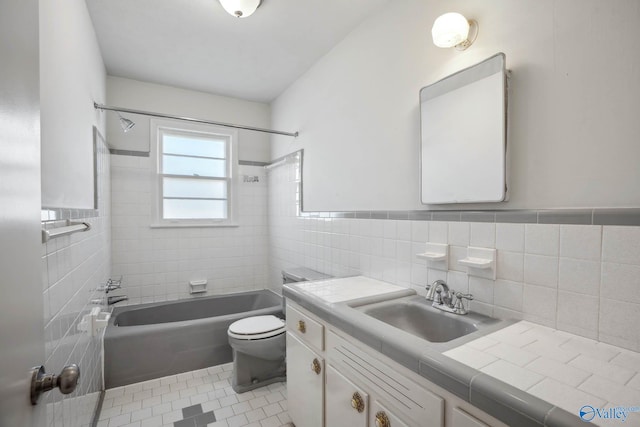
[416,243,448,271]
[459,247,496,279]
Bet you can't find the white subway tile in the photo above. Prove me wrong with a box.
[523,283,557,323]
[569,355,635,385]
[601,262,640,304]
[602,226,640,265]
[396,221,411,241]
[428,221,448,244]
[448,222,470,247]
[496,223,525,252]
[410,221,428,242]
[496,251,524,282]
[485,343,538,367]
[528,379,606,414]
[480,360,544,390]
[558,258,600,296]
[443,346,498,369]
[599,299,640,352]
[469,277,494,304]
[556,291,599,338]
[470,223,496,248]
[494,280,523,311]
[559,225,602,261]
[524,254,558,288]
[525,224,559,256]
[525,357,591,387]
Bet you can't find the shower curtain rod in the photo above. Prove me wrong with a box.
[94,103,299,138]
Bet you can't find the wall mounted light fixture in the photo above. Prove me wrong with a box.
[219,0,262,18]
[431,13,478,51]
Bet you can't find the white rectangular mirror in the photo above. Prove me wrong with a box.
[420,53,508,204]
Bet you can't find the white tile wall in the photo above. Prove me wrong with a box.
[41,138,111,427]
[267,155,640,352]
[110,155,269,304]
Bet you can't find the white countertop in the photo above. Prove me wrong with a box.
[444,321,640,425]
[292,275,414,304]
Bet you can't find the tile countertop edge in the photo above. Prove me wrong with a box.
[282,284,585,427]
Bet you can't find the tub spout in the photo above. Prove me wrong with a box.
[107,295,128,305]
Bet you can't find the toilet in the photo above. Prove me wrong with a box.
[228,315,286,393]
[228,268,331,393]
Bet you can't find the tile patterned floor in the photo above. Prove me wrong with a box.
[97,363,294,427]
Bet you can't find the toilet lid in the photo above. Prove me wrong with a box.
[228,315,285,340]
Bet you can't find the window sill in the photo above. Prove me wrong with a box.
[149,222,239,229]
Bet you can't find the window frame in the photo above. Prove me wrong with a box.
[150,119,238,228]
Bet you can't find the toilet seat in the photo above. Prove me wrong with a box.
[228,315,285,340]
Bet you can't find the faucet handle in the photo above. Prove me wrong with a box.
[106,276,122,286]
[453,292,474,314]
[455,292,474,301]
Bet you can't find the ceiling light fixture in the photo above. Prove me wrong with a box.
[219,0,262,18]
[431,13,478,51]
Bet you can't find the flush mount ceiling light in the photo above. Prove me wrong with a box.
[117,113,136,133]
[431,12,478,51]
[219,0,262,18]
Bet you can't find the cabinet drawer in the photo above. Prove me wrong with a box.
[286,304,324,351]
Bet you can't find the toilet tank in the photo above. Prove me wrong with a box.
[281,267,332,284]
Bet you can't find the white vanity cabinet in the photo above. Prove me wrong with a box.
[285,301,506,427]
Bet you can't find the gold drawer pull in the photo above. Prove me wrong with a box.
[375,411,390,427]
[311,358,321,375]
[351,392,365,413]
[297,320,306,333]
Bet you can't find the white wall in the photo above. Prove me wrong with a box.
[40,0,106,208]
[39,1,110,424]
[110,156,269,303]
[268,156,640,353]
[271,0,640,211]
[106,76,271,162]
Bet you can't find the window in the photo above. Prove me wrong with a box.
[152,120,237,226]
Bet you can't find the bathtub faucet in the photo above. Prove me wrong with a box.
[107,295,128,305]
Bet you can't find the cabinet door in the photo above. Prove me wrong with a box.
[326,364,369,427]
[451,408,490,427]
[287,332,324,427]
[369,401,409,427]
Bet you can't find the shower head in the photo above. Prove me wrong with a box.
[118,113,135,133]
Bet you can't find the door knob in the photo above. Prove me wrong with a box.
[30,364,80,405]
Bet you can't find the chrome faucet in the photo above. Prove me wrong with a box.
[427,280,474,315]
[425,279,446,301]
[107,295,128,305]
[98,277,122,293]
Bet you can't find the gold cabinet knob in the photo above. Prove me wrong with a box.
[311,358,321,375]
[375,411,390,427]
[297,320,306,333]
[351,392,365,413]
